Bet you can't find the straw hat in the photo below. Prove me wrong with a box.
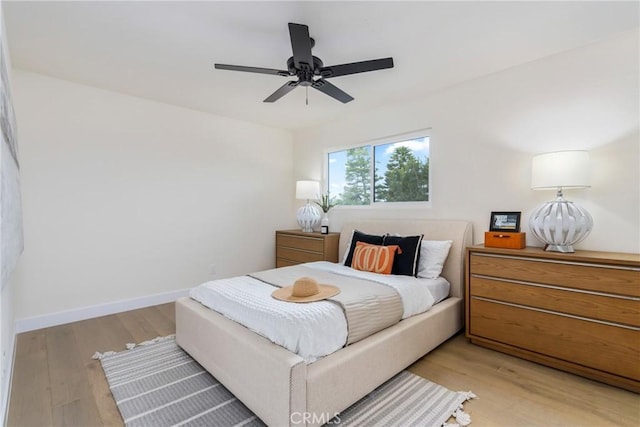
[271,276,340,303]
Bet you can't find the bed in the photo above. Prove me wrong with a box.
[176,219,473,426]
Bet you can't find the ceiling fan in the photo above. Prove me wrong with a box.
[214,23,394,104]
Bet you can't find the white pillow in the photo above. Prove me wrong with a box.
[341,229,355,264]
[417,240,453,279]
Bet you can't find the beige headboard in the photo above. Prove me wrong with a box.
[339,220,473,298]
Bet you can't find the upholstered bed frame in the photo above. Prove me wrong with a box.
[176,219,473,426]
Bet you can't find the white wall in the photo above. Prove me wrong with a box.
[293,30,639,254]
[10,70,294,322]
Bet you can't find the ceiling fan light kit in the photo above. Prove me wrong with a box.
[215,23,394,104]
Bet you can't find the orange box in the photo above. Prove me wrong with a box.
[484,231,526,249]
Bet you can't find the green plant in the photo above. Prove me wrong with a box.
[314,194,336,213]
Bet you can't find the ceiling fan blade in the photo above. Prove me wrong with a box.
[215,63,289,76]
[319,57,394,78]
[311,79,354,103]
[288,23,314,70]
[264,81,300,103]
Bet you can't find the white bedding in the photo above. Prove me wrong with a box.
[189,261,450,363]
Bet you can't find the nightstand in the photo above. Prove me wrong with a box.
[465,245,640,392]
[275,230,340,267]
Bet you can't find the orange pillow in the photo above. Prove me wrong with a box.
[351,242,402,275]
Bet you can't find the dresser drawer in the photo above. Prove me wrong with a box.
[276,258,299,268]
[470,276,640,327]
[469,298,640,381]
[276,234,324,253]
[276,247,325,264]
[470,253,640,297]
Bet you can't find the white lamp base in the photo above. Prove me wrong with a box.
[297,202,321,232]
[544,244,575,253]
[529,190,593,253]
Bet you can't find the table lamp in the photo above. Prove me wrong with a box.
[296,180,321,232]
[529,151,593,253]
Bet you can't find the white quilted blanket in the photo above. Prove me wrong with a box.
[189,261,449,363]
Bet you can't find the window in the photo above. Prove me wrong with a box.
[327,133,430,205]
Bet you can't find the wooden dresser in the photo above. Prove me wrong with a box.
[465,245,640,392]
[275,230,340,267]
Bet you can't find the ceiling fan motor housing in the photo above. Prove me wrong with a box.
[287,56,324,86]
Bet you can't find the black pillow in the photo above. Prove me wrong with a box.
[383,234,424,276]
[344,230,386,267]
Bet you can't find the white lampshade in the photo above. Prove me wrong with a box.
[528,150,592,253]
[296,180,320,200]
[531,151,590,190]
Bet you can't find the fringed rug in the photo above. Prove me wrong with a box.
[94,336,475,427]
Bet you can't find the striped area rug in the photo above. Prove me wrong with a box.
[95,336,475,427]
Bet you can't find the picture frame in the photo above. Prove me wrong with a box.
[490,211,521,232]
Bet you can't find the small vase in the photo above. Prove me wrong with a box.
[320,213,329,234]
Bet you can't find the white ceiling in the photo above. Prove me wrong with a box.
[4,1,639,131]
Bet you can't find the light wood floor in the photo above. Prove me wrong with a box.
[7,302,639,426]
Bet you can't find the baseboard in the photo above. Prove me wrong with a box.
[15,288,191,333]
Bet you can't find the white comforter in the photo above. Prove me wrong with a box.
[189,261,450,363]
